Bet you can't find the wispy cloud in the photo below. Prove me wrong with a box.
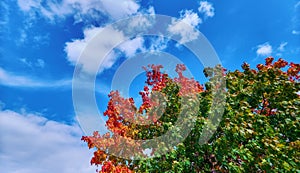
[36,59,45,68]
[17,0,141,23]
[198,1,215,18]
[295,1,300,8]
[277,42,288,52]
[292,30,300,35]
[167,10,202,44]
[147,36,169,52]
[0,108,95,173]
[19,58,45,68]
[18,30,28,44]
[0,67,71,88]
[0,0,9,29]
[16,28,50,47]
[292,1,300,36]
[256,42,273,56]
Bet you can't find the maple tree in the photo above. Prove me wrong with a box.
[82,57,300,172]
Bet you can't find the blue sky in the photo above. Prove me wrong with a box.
[0,0,299,172]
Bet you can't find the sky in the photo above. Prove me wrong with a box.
[0,0,299,172]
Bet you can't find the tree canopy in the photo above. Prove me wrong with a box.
[82,57,300,172]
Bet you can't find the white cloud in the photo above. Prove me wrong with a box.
[62,5,156,74]
[17,0,39,11]
[198,1,215,18]
[0,67,71,88]
[119,37,145,57]
[292,30,300,35]
[179,10,202,27]
[256,42,273,56]
[278,42,288,52]
[124,7,156,35]
[0,109,95,173]
[17,0,141,23]
[100,0,139,20]
[18,0,60,21]
[167,10,202,44]
[60,3,159,76]
[64,6,159,74]
[65,26,125,74]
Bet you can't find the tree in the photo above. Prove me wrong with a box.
[82,57,300,172]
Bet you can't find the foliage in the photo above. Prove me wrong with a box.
[82,57,300,172]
